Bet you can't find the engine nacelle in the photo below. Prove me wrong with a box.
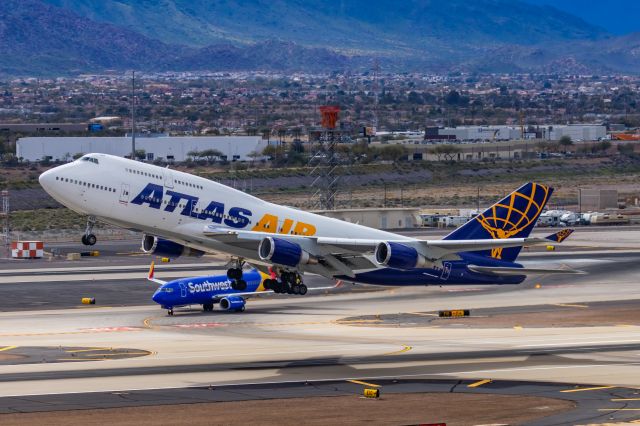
[141,235,205,258]
[375,241,430,270]
[219,296,246,312]
[258,237,317,268]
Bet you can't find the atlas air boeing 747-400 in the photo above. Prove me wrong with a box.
[39,153,577,292]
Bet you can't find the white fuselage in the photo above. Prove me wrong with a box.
[39,154,408,262]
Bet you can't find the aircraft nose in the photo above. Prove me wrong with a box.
[152,291,164,305]
[38,169,54,191]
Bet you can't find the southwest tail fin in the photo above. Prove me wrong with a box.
[444,182,553,262]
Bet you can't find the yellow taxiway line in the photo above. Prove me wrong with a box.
[347,380,381,388]
[0,346,17,352]
[561,385,616,393]
[553,303,589,309]
[384,344,412,356]
[468,379,492,388]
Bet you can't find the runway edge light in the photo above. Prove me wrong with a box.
[81,297,96,305]
[363,388,380,398]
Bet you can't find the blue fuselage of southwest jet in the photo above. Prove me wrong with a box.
[152,270,264,309]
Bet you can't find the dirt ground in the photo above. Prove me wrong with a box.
[0,392,574,426]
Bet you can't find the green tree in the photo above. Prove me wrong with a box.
[429,144,461,161]
[379,144,408,163]
[558,135,573,152]
[186,150,201,160]
[200,149,224,163]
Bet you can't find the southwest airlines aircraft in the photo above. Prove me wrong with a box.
[39,153,576,293]
[148,262,334,315]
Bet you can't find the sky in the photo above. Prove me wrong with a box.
[523,0,640,35]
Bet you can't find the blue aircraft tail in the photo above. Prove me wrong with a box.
[443,182,553,262]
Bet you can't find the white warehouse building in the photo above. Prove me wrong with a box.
[433,124,606,142]
[546,125,606,141]
[16,135,268,162]
[438,126,523,141]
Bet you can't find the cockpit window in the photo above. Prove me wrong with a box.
[161,288,174,293]
[80,156,99,164]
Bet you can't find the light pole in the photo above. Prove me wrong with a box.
[131,71,136,160]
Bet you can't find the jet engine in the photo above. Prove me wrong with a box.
[141,235,205,258]
[219,296,246,312]
[374,241,431,270]
[258,237,318,268]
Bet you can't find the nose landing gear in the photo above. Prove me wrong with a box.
[82,216,97,246]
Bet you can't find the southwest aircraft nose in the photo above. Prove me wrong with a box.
[152,290,164,305]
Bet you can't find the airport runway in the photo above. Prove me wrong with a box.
[0,233,639,424]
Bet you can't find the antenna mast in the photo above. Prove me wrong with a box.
[131,71,136,160]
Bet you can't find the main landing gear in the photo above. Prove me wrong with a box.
[226,260,247,291]
[263,270,307,295]
[81,216,97,246]
[168,308,174,316]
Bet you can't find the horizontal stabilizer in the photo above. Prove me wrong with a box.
[545,229,574,243]
[468,265,584,276]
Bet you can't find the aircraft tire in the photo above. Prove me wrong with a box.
[235,279,247,291]
[203,302,214,312]
[292,285,300,295]
[227,268,242,280]
[86,234,97,246]
[81,235,88,245]
[263,279,272,290]
[298,284,308,295]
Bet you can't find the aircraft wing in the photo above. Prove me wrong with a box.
[467,265,584,276]
[201,225,573,279]
[215,281,341,299]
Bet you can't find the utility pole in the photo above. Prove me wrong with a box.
[131,71,136,160]
[1,190,9,256]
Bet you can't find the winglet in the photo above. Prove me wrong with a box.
[147,261,167,285]
[545,229,574,243]
[148,261,155,281]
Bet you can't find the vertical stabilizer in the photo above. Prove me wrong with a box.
[443,182,553,262]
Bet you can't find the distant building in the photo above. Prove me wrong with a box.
[424,124,606,142]
[314,207,420,230]
[16,135,268,162]
[579,189,618,211]
[546,125,606,141]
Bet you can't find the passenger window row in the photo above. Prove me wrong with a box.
[126,168,162,181]
[55,176,116,192]
[175,178,203,190]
